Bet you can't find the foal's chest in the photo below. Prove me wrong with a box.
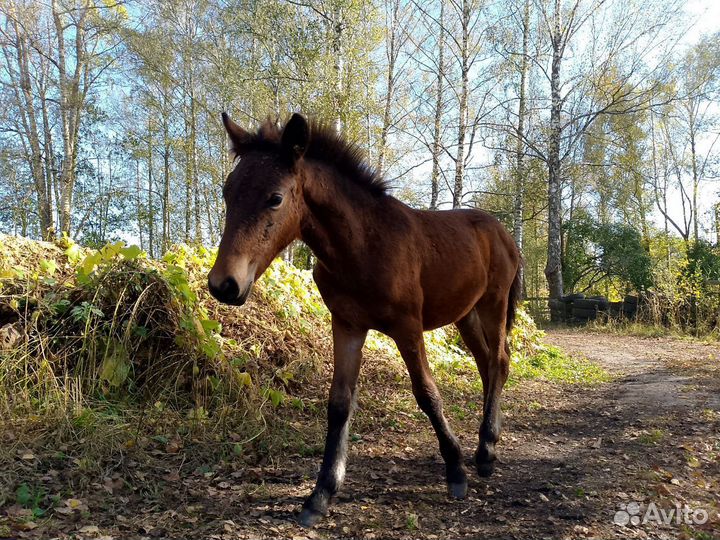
[312,265,400,330]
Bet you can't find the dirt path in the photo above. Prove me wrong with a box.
[3,330,719,539]
[546,330,720,414]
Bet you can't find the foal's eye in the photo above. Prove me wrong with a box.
[267,193,283,209]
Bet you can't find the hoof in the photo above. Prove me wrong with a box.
[476,460,495,477]
[475,443,496,477]
[448,480,468,499]
[299,490,329,528]
[446,463,468,499]
[298,507,324,528]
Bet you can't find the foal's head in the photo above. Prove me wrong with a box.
[208,113,310,305]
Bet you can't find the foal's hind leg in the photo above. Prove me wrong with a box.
[456,303,510,477]
[394,329,467,498]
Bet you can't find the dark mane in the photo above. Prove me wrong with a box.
[241,117,391,197]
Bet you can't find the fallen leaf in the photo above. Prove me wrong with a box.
[14,521,38,531]
[166,437,183,454]
[164,470,181,482]
[78,524,100,535]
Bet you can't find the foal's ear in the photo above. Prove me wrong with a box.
[222,112,251,156]
[281,113,310,162]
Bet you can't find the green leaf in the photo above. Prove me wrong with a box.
[291,397,304,410]
[133,325,149,338]
[70,301,104,323]
[277,370,294,386]
[236,372,252,387]
[99,340,131,387]
[64,243,82,265]
[53,299,71,314]
[201,339,221,360]
[15,484,31,506]
[120,245,142,260]
[175,282,195,303]
[40,259,57,276]
[208,375,221,392]
[101,241,124,260]
[79,252,102,276]
[264,388,284,407]
[200,319,221,335]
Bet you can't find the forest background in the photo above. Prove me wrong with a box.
[2,0,720,329]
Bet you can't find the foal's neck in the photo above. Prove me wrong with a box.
[298,162,383,271]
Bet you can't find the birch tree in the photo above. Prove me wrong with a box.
[531,0,682,298]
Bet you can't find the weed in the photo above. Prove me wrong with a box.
[638,428,665,445]
[14,483,47,519]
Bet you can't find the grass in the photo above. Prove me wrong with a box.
[0,234,607,494]
[582,317,720,342]
[508,344,609,385]
[638,428,665,445]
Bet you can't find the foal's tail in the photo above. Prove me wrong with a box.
[506,261,523,333]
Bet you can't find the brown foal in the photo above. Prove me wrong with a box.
[208,113,522,527]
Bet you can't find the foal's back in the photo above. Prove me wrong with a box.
[379,198,520,330]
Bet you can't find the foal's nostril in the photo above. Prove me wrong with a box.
[208,276,240,303]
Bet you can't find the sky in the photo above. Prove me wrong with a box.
[685,0,720,38]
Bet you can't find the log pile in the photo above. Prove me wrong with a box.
[549,294,639,325]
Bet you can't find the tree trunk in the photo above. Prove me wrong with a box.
[331,7,345,133]
[191,90,201,244]
[376,0,400,176]
[545,0,564,299]
[452,0,470,209]
[136,159,144,250]
[147,116,155,258]
[429,0,445,211]
[512,0,530,295]
[162,93,171,253]
[7,10,53,238]
[53,0,71,235]
[52,0,89,237]
[689,104,699,242]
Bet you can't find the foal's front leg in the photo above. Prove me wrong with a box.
[395,331,468,498]
[299,317,367,527]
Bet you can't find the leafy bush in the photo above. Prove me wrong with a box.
[636,237,720,333]
[0,236,230,408]
[563,214,653,295]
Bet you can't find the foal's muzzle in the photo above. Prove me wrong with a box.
[208,276,254,306]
